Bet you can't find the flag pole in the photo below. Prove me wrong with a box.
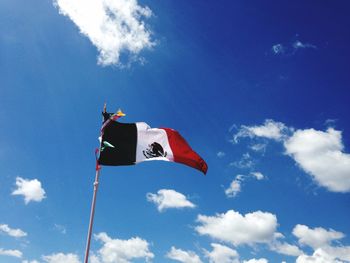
[83,103,106,263]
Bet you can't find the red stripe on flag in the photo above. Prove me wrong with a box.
[162,128,208,174]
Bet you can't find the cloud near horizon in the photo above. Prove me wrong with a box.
[54,0,155,66]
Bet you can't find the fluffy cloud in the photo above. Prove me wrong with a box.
[293,224,345,249]
[204,243,239,263]
[270,241,303,256]
[146,189,195,212]
[233,119,290,143]
[0,248,22,258]
[54,0,154,66]
[166,246,202,263]
[195,210,278,246]
[296,248,343,263]
[225,173,264,198]
[42,253,80,263]
[285,128,350,192]
[234,119,350,193]
[0,224,27,238]
[293,224,350,262]
[22,260,40,263]
[12,177,46,204]
[94,232,154,263]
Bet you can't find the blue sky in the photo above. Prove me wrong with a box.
[1,0,350,262]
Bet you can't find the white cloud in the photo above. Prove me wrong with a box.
[166,246,202,263]
[22,260,40,263]
[324,246,350,261]
[43,253,80,263]
[0,248,22,258]
[225,178,241,198]
[94,232,154,263]
[272,40,316,56]
[217,151,226,158]
[293,224,345,249]
[54,0,155,66]
[250,143,267,153]
[296,248,343,263]
[251,172,264,180]
[272,44,285,55]
[270,241,303,256]
[0,224,27,238]
[12,177,46,204]
[146,189,195,212]
[225,173,264,198]
[233,119,290,143]
[293,41,317,50]
[234,119,350,193]
[285,128,350,192]
[293,225,350,262]
[243,259,269,263]
[230,153,255,169]
[204,243,239,263]
[195,210,278,246]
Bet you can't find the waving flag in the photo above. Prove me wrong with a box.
[98,121,208,174]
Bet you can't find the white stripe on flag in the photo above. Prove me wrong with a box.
[136,122,174,163]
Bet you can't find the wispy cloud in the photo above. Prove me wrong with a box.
[232,119,291,143]
[54,0,155,67]
[225,172,265,198]
[271,44,285,55]
[146,189,195,212]
[12,177,46,204]
[54,224,67,235]
[0,248,22,258]
[229,153,255,169]
[216,151,226,158]
[0,224,27,238]
[271,39,317,56]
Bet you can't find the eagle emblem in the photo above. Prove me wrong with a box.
[143,142,167,159]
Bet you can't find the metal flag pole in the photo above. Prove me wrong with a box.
[83,103,106,263]
[83,167,101,263]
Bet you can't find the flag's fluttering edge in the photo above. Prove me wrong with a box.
[98,121,208,174]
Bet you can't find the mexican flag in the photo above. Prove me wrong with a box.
[98,121,208,174]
